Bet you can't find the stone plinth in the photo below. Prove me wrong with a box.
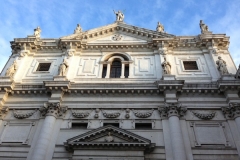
[220,74,235,80]
[162,75,176,80]
[53,76,67,81]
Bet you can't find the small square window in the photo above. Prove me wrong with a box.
[135,123,152,129]
[36,63,51,71]
[72,123,88,129]
[183,61,198,70]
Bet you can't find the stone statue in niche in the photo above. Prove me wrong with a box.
[105,132,114,142]
[113,10,124,22]
[156,22,164,32]
[34,26,41,38]
[162,57,171,74]
[216,56,229,75]
[58,59,69,76]
[199,20,208,33]
[74,24,82,34]
[5,60,17,78]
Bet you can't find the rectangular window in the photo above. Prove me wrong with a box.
[183,61,198,70]
[135,123,152,129]
[72,123,88,129]
[36,63,51,71]
[102,66,107,78]
[103,123,119,128]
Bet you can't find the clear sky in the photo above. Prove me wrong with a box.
[0,0,240,72]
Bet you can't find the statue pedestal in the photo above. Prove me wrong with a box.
[0,76,13,82]
[162,75,176,80]
[220,74,235,80]
[201,31,212,34]
[53,76,67,81]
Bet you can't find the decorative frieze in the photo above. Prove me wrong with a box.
[222,102,240,119]
[133,109,154,118]
[102,110,121,118]
[72,109,91,118]
[13,109,37,119]
[158,103,187,118]
[191,111,216,120]
[39,102,68,118]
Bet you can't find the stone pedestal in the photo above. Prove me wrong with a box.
[220,74,235,80]
[162,74,175,80]
[53,76,67,81]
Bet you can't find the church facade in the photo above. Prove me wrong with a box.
[0,12,240,160]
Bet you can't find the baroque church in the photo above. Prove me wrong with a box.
[0,11,240,160]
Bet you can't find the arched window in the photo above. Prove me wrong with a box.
[110,60,121,78]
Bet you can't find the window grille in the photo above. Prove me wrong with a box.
[183,61,198,70]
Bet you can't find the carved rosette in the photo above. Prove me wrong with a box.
[72,109,91,118]
[0,107,9,119]
[159,103,187,118]
[125,109,130,119]
[191,111,216,120]
[39,102,68,118]
[222,103,240,119]
[94,108,100,118]
[13,109,37,119]
[102,110,121,118]
[133,109,154,118]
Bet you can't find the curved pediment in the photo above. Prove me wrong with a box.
[64,125,155,152]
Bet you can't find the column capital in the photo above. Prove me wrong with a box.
[222,102,240,119]
[39,102,68,118]
[159,103,187,118]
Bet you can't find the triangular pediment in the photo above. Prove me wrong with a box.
[60,22,175,42]
[64,125,155,151]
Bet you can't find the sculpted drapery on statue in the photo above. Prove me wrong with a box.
[216,56,229,75]
[113,10,124,22]
[74,24,82,34]
[34,26,41,38]
[58,59,69,76]
[5,60,17,78]
[156,22,164,32]
[162,57,171,74]
[199,20,208,33]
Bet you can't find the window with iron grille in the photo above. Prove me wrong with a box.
[183,61,198,70]
[36,63,51,71]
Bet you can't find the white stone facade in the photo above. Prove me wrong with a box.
[0,20,240,160]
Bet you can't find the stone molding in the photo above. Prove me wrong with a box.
[13,109,37,119]
[222,102,240,119]
[191,111,216,120]
[0,107,9,119]
[158,103,187,118]
[71,109,91,118]
[39,102,68,118]
[133,109,154,118]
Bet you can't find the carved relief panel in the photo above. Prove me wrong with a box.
[132,56,155,77]
[77,57,100,77]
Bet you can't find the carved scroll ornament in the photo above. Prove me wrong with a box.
[191,111,216,120]
[133,109,154,118]
[72,109,91,118]
[13,109,37,119]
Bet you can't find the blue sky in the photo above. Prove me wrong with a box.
[1,0,240,72]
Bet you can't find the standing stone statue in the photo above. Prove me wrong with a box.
[74,24,82,34]
[34,26,42,38]
[58,59,69,76]
[5,60,17,78]
[216,56,229,75]
[162,57,171,74]
[156,22,164,32]
[199,20,208,33]
[113,10,124,22]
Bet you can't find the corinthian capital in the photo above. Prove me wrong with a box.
[39,102,68,118]
[222,103,240,119]
[159,103,187,118]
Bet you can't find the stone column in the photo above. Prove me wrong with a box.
[31,102,67,160]
[98,62,103,78]
[105,62,111,78]
[159,103,187,160]
[120,63,125,78]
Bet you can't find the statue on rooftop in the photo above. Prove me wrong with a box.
[5,60,18,78]
[113,10,124,22]
[216,56,228,75]
[156,22,164,32]
[34,26,41,38]
[162,57,171,74]
[58,59,69,76]
[74,24,82,34]
[199,20,208,33]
